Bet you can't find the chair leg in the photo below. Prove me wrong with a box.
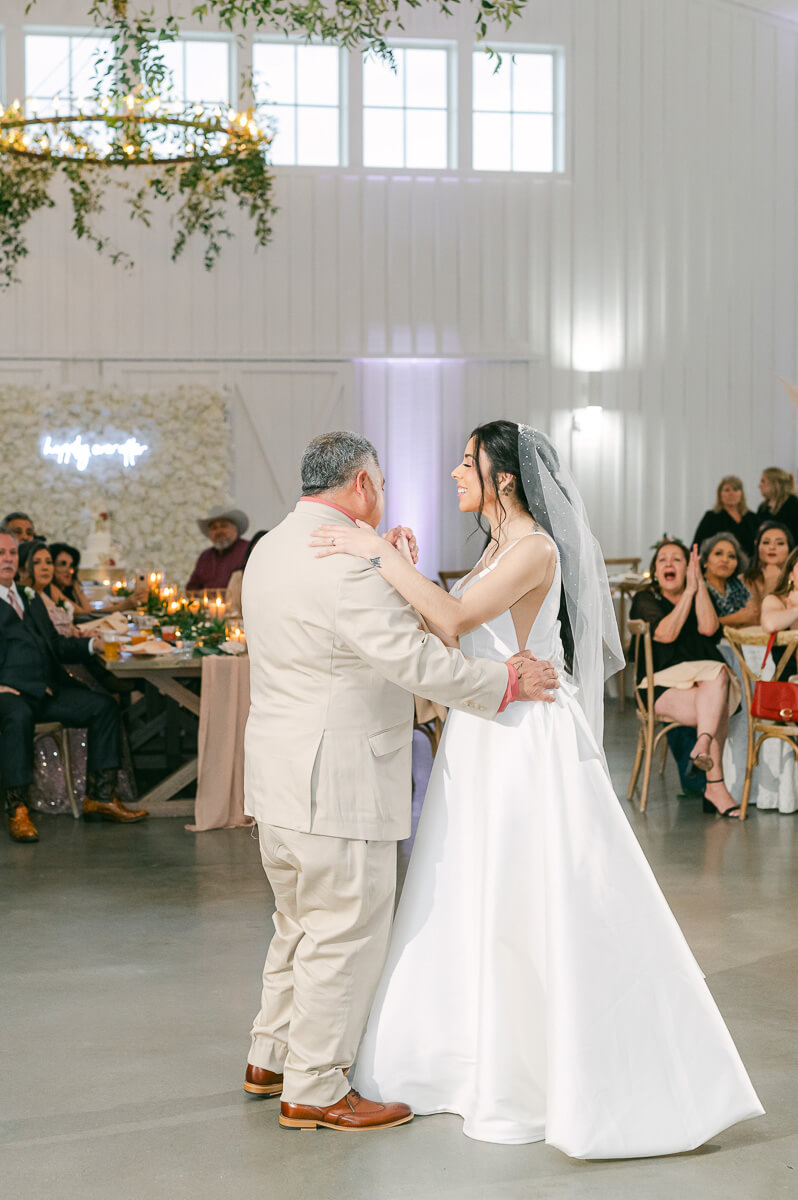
[58,729,80,820]
[627,729,644,800]
[739,729,757,821]
[657,734,668,776]
[639,723,655,813]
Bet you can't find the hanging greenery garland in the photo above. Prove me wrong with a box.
[2,0,527,287]
[0,96,274,287]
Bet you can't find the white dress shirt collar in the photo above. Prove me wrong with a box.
[0,581,22,606]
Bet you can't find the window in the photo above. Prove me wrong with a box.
[362,46,450,169]
[253,42,341,166]
[155,38,232,110]
[25,32,114,115]
[472,50,557,172]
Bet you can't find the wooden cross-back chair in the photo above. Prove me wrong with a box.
[724,626,798,820]
[626,619,693,812]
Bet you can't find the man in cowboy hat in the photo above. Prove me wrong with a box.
[186,505,253,592]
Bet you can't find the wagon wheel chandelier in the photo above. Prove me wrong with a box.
[0,89,275,288]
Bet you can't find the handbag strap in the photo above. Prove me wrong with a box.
[760,632,777,673]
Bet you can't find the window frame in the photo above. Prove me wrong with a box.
[22,26,117,116]
[470,43,565,176]
[150,31,237,111]
[252,35,346,168]
[360,39,457,171]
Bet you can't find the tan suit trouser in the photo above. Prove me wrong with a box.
[249,823,397,1107]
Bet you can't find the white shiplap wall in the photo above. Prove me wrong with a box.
[0,0,796,573]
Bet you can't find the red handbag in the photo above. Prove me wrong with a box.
[751,634,798,722]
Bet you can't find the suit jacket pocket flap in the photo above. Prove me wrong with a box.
[368,721,413,757]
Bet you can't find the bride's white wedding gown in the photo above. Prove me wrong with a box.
[352,532,763,1159]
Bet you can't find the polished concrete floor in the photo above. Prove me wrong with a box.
[2,708,797,1200]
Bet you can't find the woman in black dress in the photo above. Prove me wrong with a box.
[630,537,741,817]
[756,468,798,545]
[693,475,759,557]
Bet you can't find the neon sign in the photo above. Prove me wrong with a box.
[41,434,149,471]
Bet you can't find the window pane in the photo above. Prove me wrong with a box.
[157,42,185,100]
[253,43,296,106]
[297,106,339,165]
[296,45,338,106]
[363,50,404,108]
[473,112,511,171]
[512,53,553,113]
[405,108,447,168]
[363,108,404,167]
[472,50,510,113]
[25,35,70,102]
[265,105,296,164]
[512,113,553,171]
[71,37,113,102]
[404,48,447,109]
[185,41,229,106]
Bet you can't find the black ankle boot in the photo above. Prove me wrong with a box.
[86,768,118,805]
[5,783,31,816]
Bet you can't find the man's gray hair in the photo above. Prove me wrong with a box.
[300,432,379,496]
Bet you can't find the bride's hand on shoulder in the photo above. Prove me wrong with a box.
[310,521,389,562]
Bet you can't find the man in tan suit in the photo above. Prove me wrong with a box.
[241,432,558,1132]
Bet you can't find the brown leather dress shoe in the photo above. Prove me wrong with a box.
[7,804,39,842]
[280,1089,413,1132]
[244,1065,284,1097]
[82,796,149,823]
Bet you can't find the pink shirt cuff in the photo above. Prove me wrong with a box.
[498,665,519,713]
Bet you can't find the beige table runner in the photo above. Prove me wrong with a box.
[187,654,253,832]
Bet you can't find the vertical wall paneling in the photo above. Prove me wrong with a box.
[1,0,796,570]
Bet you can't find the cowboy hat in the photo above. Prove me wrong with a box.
[197,505,249,538]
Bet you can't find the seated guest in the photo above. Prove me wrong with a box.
[0,531,148,843]
[756,467,798,544]
[630,537,741,817]
[49,542,93,614]
[693,476,759,557]
[744,520,793,606]
[1,511,36,543]
[761,548,798,677]
[186,505,251,592]
[18,540,85,636]
[699,533,759,628]
[225,529,268,615]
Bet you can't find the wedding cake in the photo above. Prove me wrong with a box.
[83,504,125,569]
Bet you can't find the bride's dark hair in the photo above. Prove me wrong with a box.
[469,419,574,674]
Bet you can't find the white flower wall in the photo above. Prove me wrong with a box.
[1,385,233,582]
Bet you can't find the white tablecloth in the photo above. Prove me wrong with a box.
[721,640,798,813]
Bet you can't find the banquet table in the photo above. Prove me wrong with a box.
[103,650,202,815]
[606,574,649,710]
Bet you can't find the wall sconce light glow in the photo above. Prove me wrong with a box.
[572,405,603,434]
[41,434,149,471]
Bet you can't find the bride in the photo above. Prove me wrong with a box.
[309,420,763,1159]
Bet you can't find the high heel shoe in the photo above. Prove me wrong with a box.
[702,777,741,818]
[690,731,714,773]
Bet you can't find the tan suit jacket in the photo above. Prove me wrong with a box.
[242,500,508,840]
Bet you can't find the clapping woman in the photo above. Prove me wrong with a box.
[630,538,741,817]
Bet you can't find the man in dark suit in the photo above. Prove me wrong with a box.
[0,532,147,842]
